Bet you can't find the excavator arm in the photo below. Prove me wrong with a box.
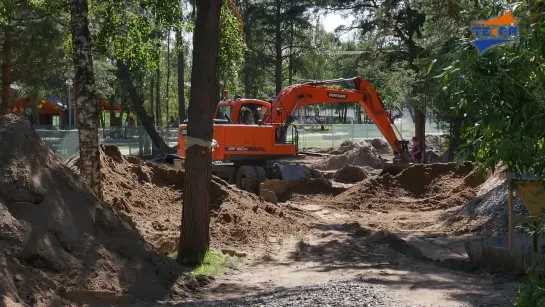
[262,77,410,159]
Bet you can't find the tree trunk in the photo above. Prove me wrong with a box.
[274,0,282,94]
[356,104,362,124]
[69,0,103,199]
[100,108,105,128]
[150,76,155,125]
[287,0,294,85]
[117,61,171,152]
[31,98,40,125]
[177,0,222,266]
[414,108,426,162]
[242,0,251,97]
[1,26,13,114]
[166,27,171,126]
[156,63,161,126]
[177,28,186,123]
[109,94,115,127]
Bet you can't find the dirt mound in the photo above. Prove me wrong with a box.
[367,138,391,155]
[329,140,358,155]
[317,141,384,170]
[336,162,485,212]
[334,165,369,184]
[0,114,195,306]
[67,145,310,254]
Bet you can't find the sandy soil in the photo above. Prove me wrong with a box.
[66,145,316,255]
[183,200,519,307]
[0,115,522,307]
[171,161,521,306]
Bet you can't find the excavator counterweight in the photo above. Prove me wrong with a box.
[177,77,412,195]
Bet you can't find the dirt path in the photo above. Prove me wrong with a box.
[178,202,519,307]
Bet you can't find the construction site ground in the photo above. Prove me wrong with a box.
[0,115,524,306]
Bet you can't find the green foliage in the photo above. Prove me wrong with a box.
[191,250,242,277]
[515,269,545,306]
[169,250,242,277]
[90,0,182,70]
[218,0,245,93]
[436,2,545,177]
[94,59,117,100]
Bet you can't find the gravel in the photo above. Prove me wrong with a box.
[172,280,411,307]
[168,279,509,307]
[451,181,529,236]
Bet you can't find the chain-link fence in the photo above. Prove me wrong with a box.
[35,118,447,161]
[34,125,179,161]
[294,118,447,150]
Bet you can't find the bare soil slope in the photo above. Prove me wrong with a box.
[336,162,484,212]
[66,145,312,254]
[315,140,386,170]
[0,115,195,306]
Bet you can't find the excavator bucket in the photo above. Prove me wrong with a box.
[380,162,412,176]
[272,163,315,180]
[258,162,324,203]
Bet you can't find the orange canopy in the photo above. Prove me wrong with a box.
[9,97,121,115]
[101,100,122,111]
[10,97,63,115]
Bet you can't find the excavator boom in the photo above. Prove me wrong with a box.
[262,77,409,160]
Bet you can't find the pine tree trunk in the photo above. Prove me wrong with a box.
[150,76,155,125]
[177,0,222,266]
[109,94,115,127]
[69,0,103,199]
[415,108,426,162]
[117,61,171,152]
[274,0,282,94]
[242,0,251,97]
[177,29,186,123]
[156,65,161,126]
[166,27,171,126]
[287,0,294,85]
[1,26,12,114]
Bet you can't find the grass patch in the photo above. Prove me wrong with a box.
[170,250,243,277]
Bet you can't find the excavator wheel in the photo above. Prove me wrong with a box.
[236,165,259,193]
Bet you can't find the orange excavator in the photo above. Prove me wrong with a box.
[177,77,410,193]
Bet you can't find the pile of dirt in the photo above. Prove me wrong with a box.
[317,141,384,170]
[0,115,196,306]
[335,162,485,212]
[334,165,369,184]
[329,140,358,155]
[67,145,311,254]
[367,138,392,155]
[439,167,529,236]
[329,139,391,156]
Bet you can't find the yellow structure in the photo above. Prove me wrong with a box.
[508,172,545,252]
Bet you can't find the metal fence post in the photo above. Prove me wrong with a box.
[331,124,334,148]
[351,122,355,142]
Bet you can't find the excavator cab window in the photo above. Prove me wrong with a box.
[240,107,254,124]
[240,103,267,125]
[216,105,232,123]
